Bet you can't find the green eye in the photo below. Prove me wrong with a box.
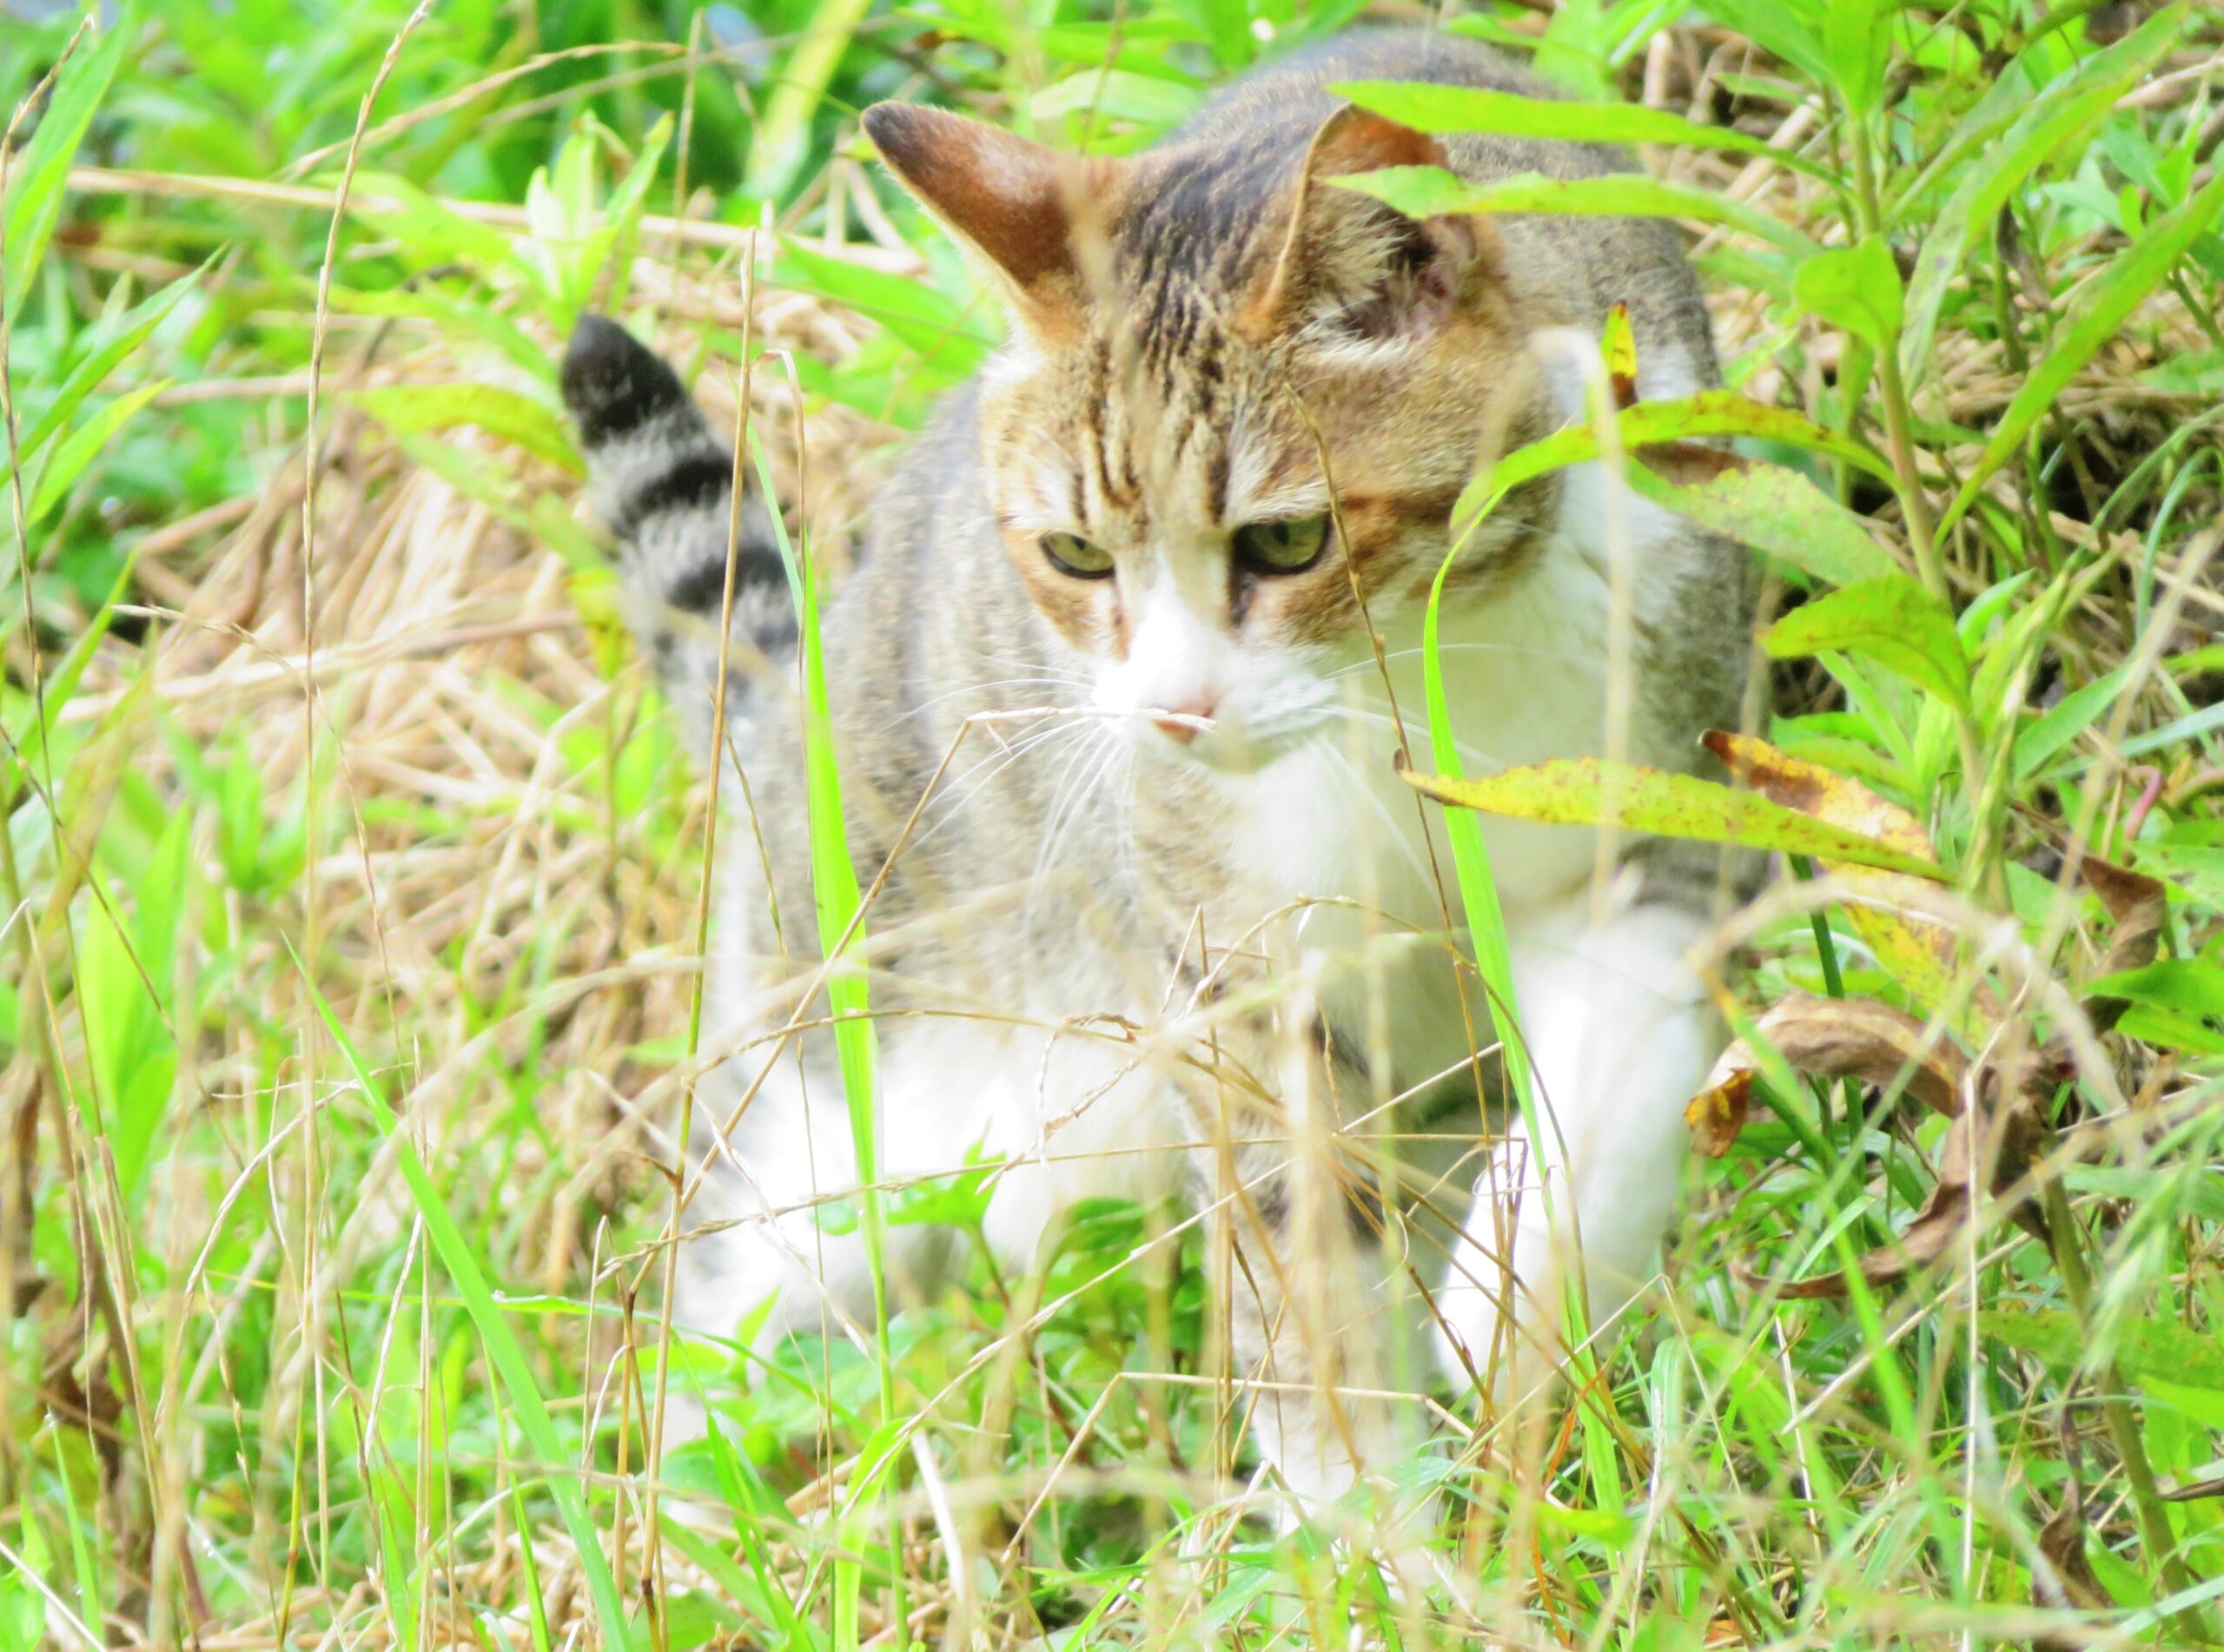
[1233,513,1330,574]
[1042,531,1114,578]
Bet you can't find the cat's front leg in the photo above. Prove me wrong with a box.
[1183,1010,1428,1531]
[1431,895,1716,1404]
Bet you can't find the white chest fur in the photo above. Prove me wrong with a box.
[1218,523,1648,1085]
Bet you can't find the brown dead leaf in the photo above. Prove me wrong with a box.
[1709,992,1969,1118]
[2080,855,2167,1034]
[1685,1067,1751,1158]
[2035,1457,2109,1650]
[1705,730,1931,856]
[1724,993,2055,1299]
[2161,1474,2224,1503]
[1704,730,1989,1028]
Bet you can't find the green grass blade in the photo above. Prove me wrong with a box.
[1336,163,1818,254]
[288,946,632,1652]
[18,264,202,461]
[744,432,893,1430]
[2,18,130,329]
[745,0,876,201]
[1418,528,1533,1120]
[1939,162,2224,536]
[1332,78,1836,182]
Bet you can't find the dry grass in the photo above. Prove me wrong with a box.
[7,3,2224,1649]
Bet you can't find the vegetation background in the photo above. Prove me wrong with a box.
[3,0,2222,1646]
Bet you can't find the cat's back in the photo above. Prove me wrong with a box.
[1173,30,1631,187]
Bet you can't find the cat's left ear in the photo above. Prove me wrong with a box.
[1239,105,1499,343]
[862,102,1102,336]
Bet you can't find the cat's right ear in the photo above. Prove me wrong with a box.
[861,103,1097,337]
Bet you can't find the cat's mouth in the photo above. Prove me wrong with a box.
[1141,710,1321,776]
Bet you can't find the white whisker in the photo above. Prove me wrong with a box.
[1320,744,1434,887]
[1329,640,1600,680]
[912,719,1098,847]
[887,677,1084,730]
[1024,728,1132,934]
[1328,704,1506,771]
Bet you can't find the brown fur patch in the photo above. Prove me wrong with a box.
[861,103,1109,332]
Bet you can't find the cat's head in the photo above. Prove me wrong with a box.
[864,98,1546,774]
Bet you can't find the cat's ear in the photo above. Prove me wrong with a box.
[862,103,1098,334]
[1239,105,1499,343]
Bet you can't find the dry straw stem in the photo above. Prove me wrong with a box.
[9,5,2224,1649]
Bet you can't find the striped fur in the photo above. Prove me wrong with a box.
[566,29,1756,1524]
[559,314,796,752]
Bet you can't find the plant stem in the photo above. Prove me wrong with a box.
[2038,1175,2214,1644]
[1846,98,2004,903]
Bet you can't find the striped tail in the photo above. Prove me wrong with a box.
[559,314,797,751]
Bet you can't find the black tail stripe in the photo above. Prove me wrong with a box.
[666,550,784,615]
[614,451,735,540]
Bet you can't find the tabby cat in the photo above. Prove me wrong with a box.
[560,27,1750,1518]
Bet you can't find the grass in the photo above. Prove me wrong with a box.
[4,0,2224,1647]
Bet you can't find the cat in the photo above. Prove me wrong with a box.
[559,26,1751,1520]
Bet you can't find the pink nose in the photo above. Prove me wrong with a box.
[1151,702,1216,743]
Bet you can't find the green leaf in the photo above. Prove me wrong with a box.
[2134,844,2224,909]
[2137,347,2224,396]
[348,170,519,270]
[1904,3,2181,218]
[348,383,581,475]
[744,0,875,199]
[75,793,190,1204]
[1533,1499,1636,1544]
[2085,960,2224,1018]
[2119,700,2224,760]
[1764,576,1969,710]
[1,19,132,328]
[0,1515,50,1652]
[778,240,993,373]
[1896,8,2186,388]
[28,381,169,520]
[1029,67,1205,131]
[292,951,633,1652]
[1456,387,1890,525]
[1941,162,2224,535]
[1625,455,1899,586]
[109,811,190,1199]
[2014,661,2135,778]
[19,268,202,461]
[2115,1005,2224,1055]
[1403,757,1949,878]
[1792,235,1903,351]
[1822,0,1892,116]
[1981,1305,2224,1390]
[1333,165,1816,254]
[1329,80,1832,180]
[1694,0,1830,83]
